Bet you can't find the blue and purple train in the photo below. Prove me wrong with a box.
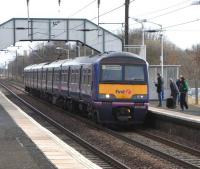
[24,51,149,125]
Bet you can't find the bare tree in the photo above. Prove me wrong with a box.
[190,44,200,104]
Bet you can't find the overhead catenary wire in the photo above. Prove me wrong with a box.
[138,18,200,33]
[147,5,191,20]
[90,0,135,21]
[54,0,135,38]
[163,18,200,29]
[19,0,199,45]
[15,0,136,39]
[71,0,135,28]
[129,1,198,30]
[163,29,200,32]
[134,0,191,18]
[68,0,96,17]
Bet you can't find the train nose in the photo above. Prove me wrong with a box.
[113,107,132,121]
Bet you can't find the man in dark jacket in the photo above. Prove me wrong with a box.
[155,73,164,107]
[179,76,189,111]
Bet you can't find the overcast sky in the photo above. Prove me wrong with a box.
[0,0,200,65]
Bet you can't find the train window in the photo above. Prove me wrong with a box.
[63,71,68,82]
[39,71,42,81]
[47,71,52,81]
[43,71,46,79]
[88,74,91,84]
[75,71,79,83]
[88,69,92,84]
[83,69,88,84]
[55,72,59,82]
[38,71,40,81]
[71,70,75,83]
[125,65,145,81]
[101,65,122,81]
[82,71,86,84]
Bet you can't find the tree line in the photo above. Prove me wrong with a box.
[6,30,200,90]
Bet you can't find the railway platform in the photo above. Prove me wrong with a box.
[149,100,200,120]
[0,91,101,169]
[148,100,200,144]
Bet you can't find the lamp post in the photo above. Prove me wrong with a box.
[131,18,163,72]
[130,18,146,46]
[145,22,163,77]
[130,18,147,59]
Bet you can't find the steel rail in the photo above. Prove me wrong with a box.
[4,81,200,169]
[0,82,130,169]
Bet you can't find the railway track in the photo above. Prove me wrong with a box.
[0,81,129,169]
[113,131,200,169]
[2,80,200,168]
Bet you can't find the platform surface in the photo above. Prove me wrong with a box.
[149,100,200,123]
[0,91,101,169]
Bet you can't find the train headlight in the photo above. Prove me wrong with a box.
[132,94,147,99]
[105,94,110,99]
[98,94,116,99]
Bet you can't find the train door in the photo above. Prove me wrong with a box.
[52,68,54,93]
[67,67,70,97]
[36,69,39,89]
[45,69,48,91]
[79,66,83,100]
[58,66,62,93]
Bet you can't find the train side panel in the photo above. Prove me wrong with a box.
[80,65,93,102]
[69,65,81,100]
[60,66,69,97]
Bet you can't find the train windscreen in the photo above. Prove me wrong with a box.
[101,64,145,82]
[101,65,122,81]
[125,65,144,81]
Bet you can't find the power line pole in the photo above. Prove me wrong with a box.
[98,0,100,27]
[26,0,30,37]
[125,0,130,46]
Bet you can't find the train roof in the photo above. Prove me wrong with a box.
[33,62,48,70]
[62,51,147,67]
[24,52,148,71]
[43,59,70,69]
[24,62,47,71]
[24,64,37,71]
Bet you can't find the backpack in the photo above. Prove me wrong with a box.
[184,81,189,92]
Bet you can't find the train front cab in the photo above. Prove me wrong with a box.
[93,55,149,125]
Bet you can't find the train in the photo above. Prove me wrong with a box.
[24,51,149,125]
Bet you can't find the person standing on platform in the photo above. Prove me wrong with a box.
[155,73,164,107]
[179,76,189,111]
[176,75,183,104]
[169,78,179,108]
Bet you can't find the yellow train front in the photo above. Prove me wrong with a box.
[92,52,149,125]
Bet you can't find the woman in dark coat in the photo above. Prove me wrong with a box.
[179,77,189,111]
[169,78,179,108]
